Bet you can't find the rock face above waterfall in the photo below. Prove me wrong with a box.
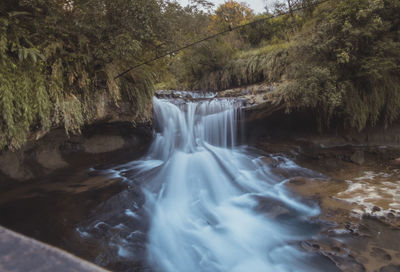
[0,122,152,183]
[0,86,154,183]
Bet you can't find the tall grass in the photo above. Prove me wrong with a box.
[195,42,290,91]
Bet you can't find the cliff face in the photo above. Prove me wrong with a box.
[0,90,153,183]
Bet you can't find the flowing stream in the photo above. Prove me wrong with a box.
[77,95,339,271]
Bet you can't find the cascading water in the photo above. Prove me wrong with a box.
[77,95,339,272]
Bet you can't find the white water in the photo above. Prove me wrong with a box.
[128,97,330,272]
[78,96,339,271]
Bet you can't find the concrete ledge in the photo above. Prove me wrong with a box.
[0,226,107,272]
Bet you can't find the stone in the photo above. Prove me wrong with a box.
[184,94,193,100]
[372,206,381,213]
[370,247,392,261]
[240,89,250,95]
[379,265,400,272]
[350,150,365,165]
[391,158,400,166]
[300,241,317,252]
[262,157,279,168]
[83,135,125,154]
[254,197,290,218]
[0,226,106,272]
[266,205,290,218]
[36,148,68,170]
[330,255,365,272]
[288,177,309,185]
[0,151,33,181]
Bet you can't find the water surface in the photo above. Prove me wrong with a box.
[76,96,339,271]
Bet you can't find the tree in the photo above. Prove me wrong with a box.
[278,0,400,130]
[210,1,254,31]
[0,0,176,150]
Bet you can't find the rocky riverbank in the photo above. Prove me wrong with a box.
[0,122,152,185]
[257,139,400,272]
[213,84,400,271]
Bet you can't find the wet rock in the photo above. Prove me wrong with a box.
[83,135,126,154]
[388,213,395,219]
[372,206,381,213]
[254,197,290,218]
[36,148,68,170]
[288,177,309,185]
[350,150,365,165]
[184,94,193,100]
[171,92,180,99]
[325,254,365,272]
[247,98,256,105]
[0,151,33,181]
[60,141,84,154]
[370,247,392,261]
[299,241,320,252]
[262,157,279,168]
[0,226,106,272]
[391,158,400,166]
[267,205,290,218]
[240,89,250,95]
[379,264,400,272]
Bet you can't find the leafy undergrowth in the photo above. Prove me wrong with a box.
[170,0,400,132]
[0,1,161,150]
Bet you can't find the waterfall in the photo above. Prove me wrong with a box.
[77,95,339,272]
[149,98,243,159]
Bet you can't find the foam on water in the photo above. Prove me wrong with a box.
[336,170,400,218]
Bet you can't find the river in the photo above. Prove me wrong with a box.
[0,93,399,271]
[74,95,339,271]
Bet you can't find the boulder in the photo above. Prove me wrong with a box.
[83,135,126,154]
[36,148,68,170]
[350,150,365,165]
[0,226,106,272]
[391,158,400,166]
[0,151,33,181]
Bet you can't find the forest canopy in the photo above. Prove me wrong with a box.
[161,0,400,131]
[0,0,209,150]
[1,0,399,150]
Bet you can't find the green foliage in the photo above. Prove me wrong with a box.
[196,43,290,91]
[0,59,50,149]
[183,39,238,88]
[240,15,294,46]
[0,0,168,150]
[278,0,400,130]
[2,0,399,149]
[167,0,400,131]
